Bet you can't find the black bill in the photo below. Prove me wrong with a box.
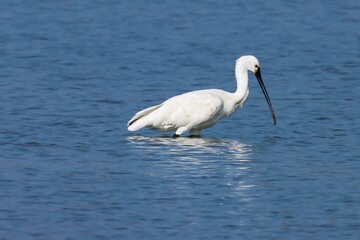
[255,67,277,125]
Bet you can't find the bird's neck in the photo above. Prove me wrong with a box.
[234,65,249,100]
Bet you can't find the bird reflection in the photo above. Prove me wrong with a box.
[126,135,255,200]
[127,135,252,175]
[127,135,252,161]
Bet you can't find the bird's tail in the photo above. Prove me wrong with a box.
[127,104,162,131]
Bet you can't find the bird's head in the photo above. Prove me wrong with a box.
[237,55,260,73]
[236,55,277,125]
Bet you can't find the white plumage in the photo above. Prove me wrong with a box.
[127,55,276,137]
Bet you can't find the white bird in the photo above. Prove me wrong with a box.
[127,55,276,137]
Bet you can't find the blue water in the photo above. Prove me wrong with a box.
[1,0,360,239]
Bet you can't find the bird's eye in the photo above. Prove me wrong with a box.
[255,64,259,68]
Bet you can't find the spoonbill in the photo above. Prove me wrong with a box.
[127,55,276,137]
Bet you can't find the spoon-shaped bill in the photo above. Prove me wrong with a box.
[255,68,277,125]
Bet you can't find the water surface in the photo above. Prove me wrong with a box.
[0,0,359,239]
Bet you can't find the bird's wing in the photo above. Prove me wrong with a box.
[152,90,224,129]
[127,103,163,127]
